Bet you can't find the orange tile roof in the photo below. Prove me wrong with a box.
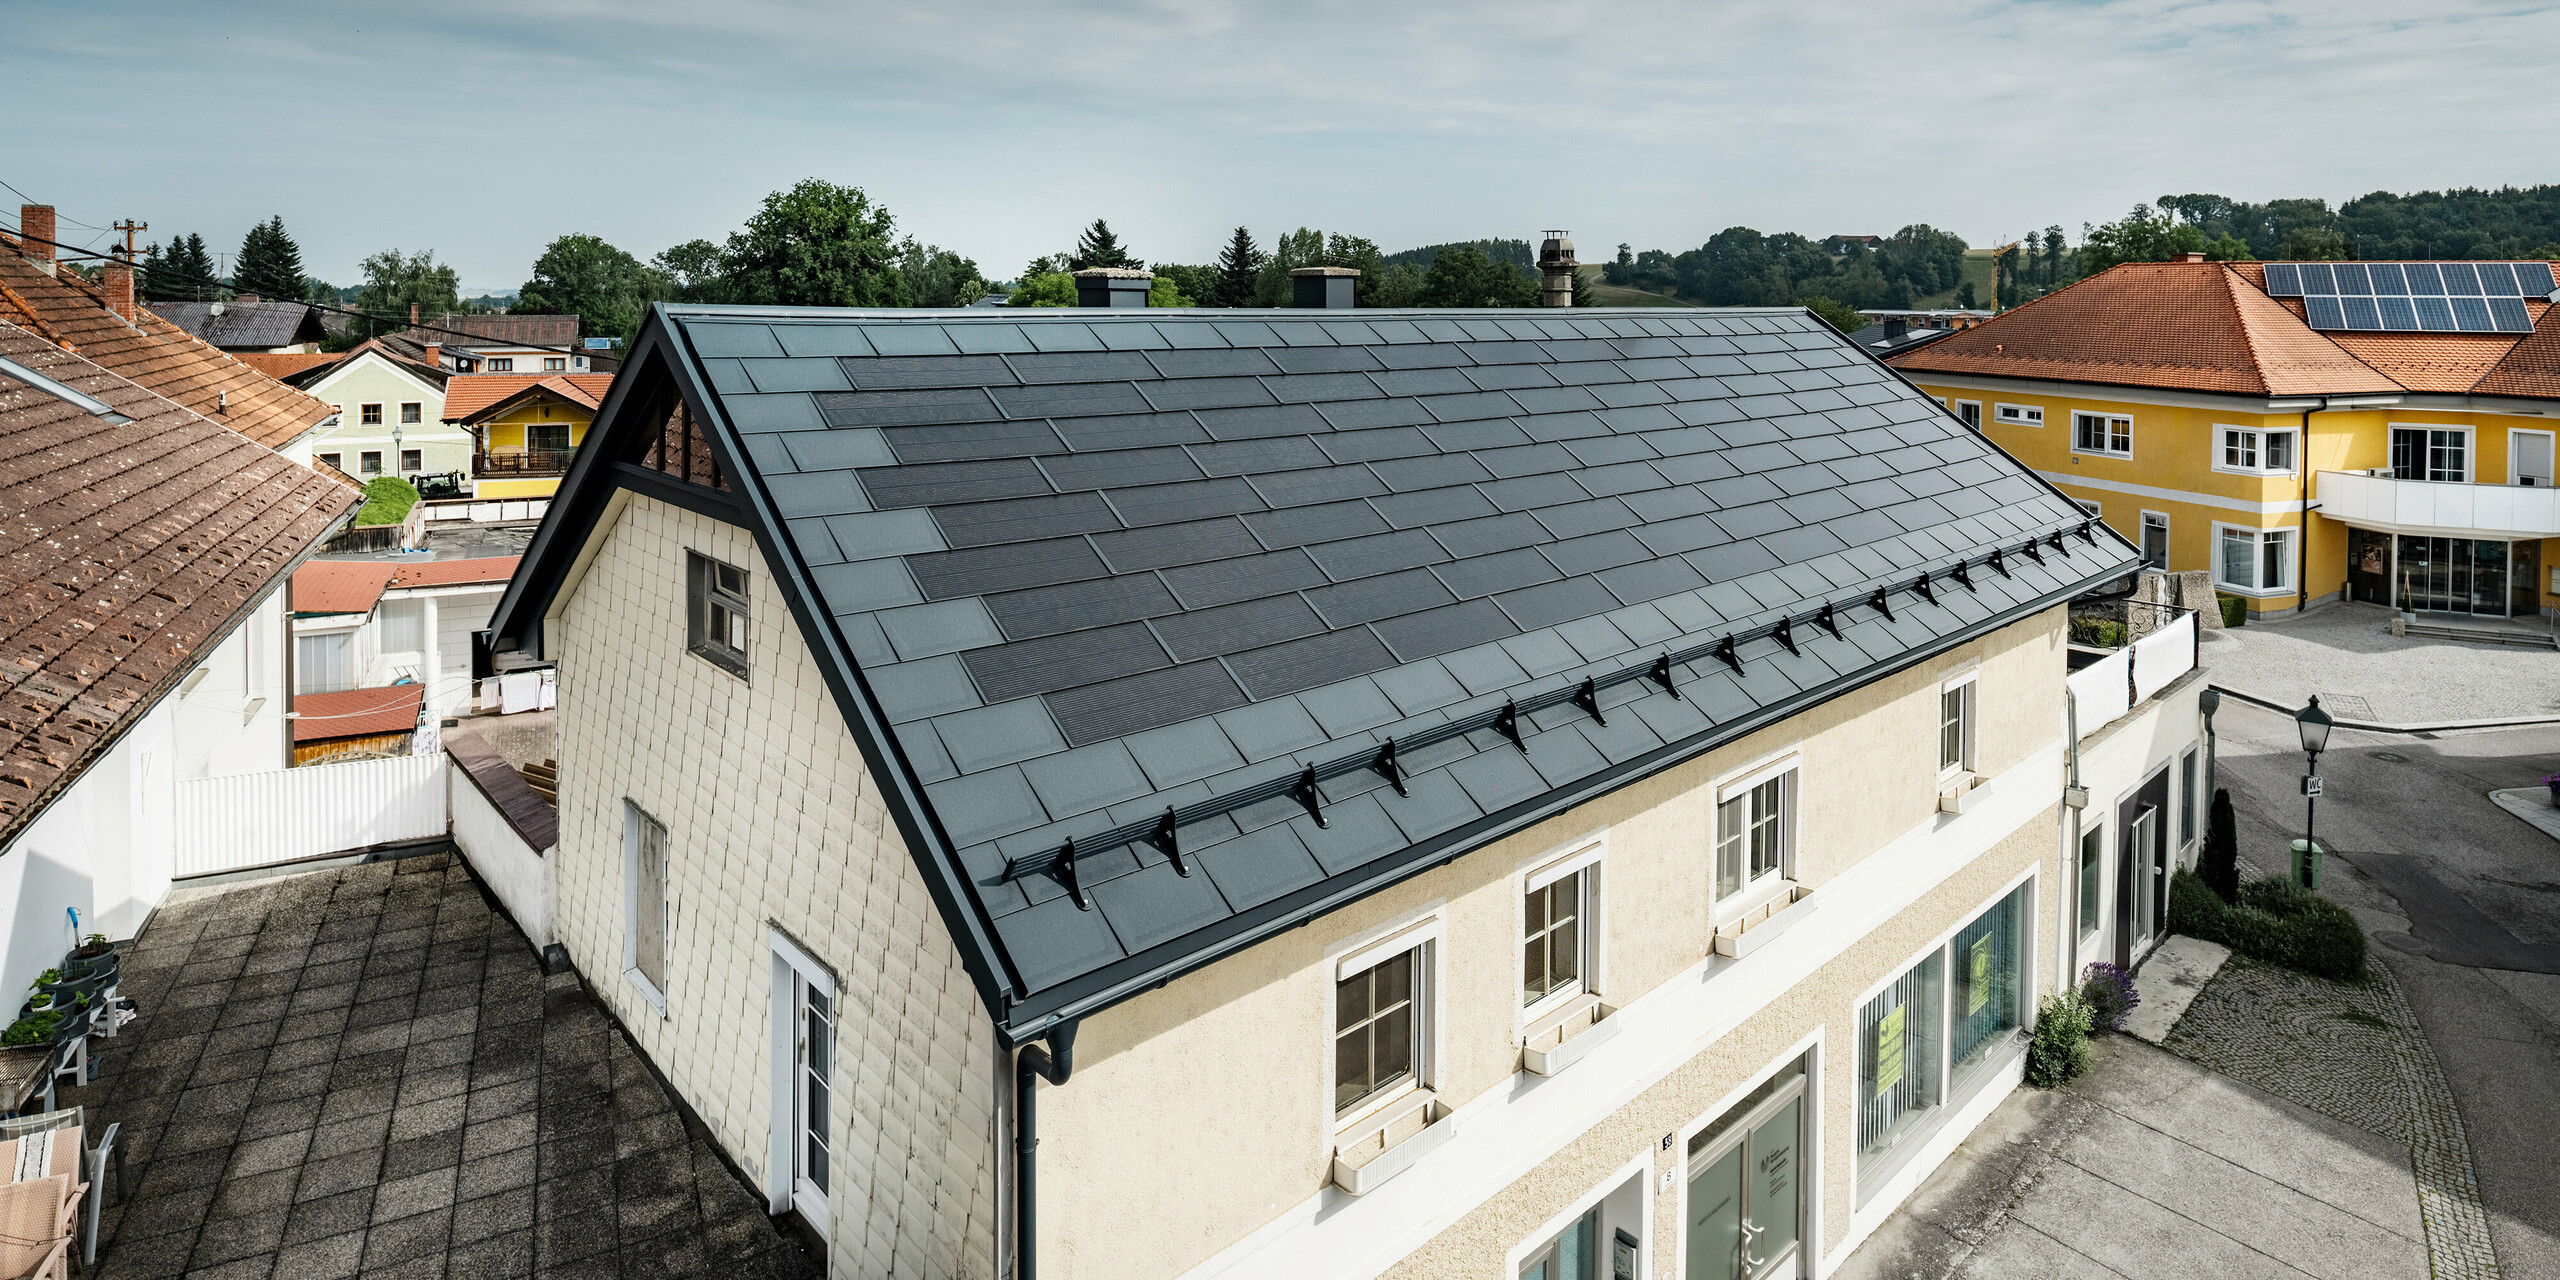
[388,556,520,589]
[292,560,396,614]
[0,322,361,845]
[293,683,425,743]
[0,250,337,450]
[2474,300,2560,399]
[1889,262,2405,398]
[440,372,615,423]
[2322,332,2522,393]
[236,351,342,380]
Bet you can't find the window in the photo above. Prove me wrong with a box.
[2179,750,2199,850]
[1715,768,1791,907]
[400,449,423,472]
[2073,498,2102,519]
[2391,427,2467,482]
[624,801,670,1012]
[318,452,342,472]
[400,402,422,424]
[2215,525,2293,593]
[295,632,353,694]
[2217,427,2296,474]
[1522,861,1589,1011]
[2071,412,2131,457]
[1952,400,1981,429]
[379,598,425,652]
[1335,946,1419,1114]
[1857,954,1942,1162]
[686,551,752,679]
[1948,888,2025,1085]
[543,357,567,372]
[487,357,514,372]
[360,451,382,475]
[1938,674,1976,774]
[2077,827,2102,943]
[529,422,572,453]
[1993,403,2043,427]
[2140,512,2169,570]
[360,403,382,426]
[1517,1207,1597,1280]
[1858,882,2031,1200]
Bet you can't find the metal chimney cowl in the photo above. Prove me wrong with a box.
[1537,231,1578,307]
[1289,266,1360,309]
[1073,268,1153,308]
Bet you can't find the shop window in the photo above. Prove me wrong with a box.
[1858,881,2032,1202]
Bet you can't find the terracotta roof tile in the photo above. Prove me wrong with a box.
[293,683,424,743]
[0,321,362,846]
[236,351,342,380]
[0,254,337,450]
[389,556,519,589]
[292,560,396,614]
[2474,300,2560,399]
[440,373,614,423]
[2324,332,2523,393]
[1889,262,2404,397]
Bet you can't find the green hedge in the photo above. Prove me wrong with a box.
[2068,617,2127,647]
[2167,868,2365,980]
[2217,593,2248,628]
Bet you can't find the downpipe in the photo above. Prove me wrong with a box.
[1015,1021,1078,1280]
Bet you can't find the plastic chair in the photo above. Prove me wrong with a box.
[0,1110,110,1266]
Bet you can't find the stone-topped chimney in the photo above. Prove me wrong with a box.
[103,254,138,322]
[18,205,55,272]
[1290,266,1359,309]
[2174,251,2207,264]
[1072,268,1152,308]
[1537,231,1579,307]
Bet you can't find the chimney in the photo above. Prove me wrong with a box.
[1883,316,1908,340]
[1290,266,1360,309]
[18,204,55,272]
[1537,230,1579,307]
[2175,251,2207,264]
[410,303,420,326]
[1072,268,1152,309]
[237,292,261,304]
[423,342,442,368]
[103,254,138,322]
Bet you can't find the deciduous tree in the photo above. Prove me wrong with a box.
[516,233,669,341]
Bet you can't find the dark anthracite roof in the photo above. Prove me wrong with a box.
[503,304,2137,1042]
[144,300,327,350]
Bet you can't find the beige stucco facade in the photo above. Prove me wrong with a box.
[548,494,1004,1280]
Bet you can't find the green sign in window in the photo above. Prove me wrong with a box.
[1875,1004,1905,1097]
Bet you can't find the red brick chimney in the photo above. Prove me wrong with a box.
[103,255,138,322]
[423,342,442,367]
[409,303,420,327]
[2174,251,2207,264]
[18,204,54,266]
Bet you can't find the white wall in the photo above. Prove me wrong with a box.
[0,701,175,998]
[449,766,552,946]
[314,584,502,720]
[172,588,292,781]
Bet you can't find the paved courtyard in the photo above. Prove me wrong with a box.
[2198,601,2560,725]
[69,851,816,1280]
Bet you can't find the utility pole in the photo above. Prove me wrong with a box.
[112,219,147,258]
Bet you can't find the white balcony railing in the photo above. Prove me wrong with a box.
[2315,470,2560,540]
[2067,610,2196,741]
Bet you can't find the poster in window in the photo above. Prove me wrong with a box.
[1968,934,1993,1016]
[1875,1004,1905,1096]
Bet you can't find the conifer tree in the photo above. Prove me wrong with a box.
[144,232,219,300]
[1068,219,1141,271]
[1215,227,1264,309]
[234,216,307,300]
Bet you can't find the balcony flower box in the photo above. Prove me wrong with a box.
[1330,1094,1456,1196]
[1938,773,1988,814]
[1521,998,1620,1077]
[1713,885,1817,959]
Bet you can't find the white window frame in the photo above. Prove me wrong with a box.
[2075,823,2105,947]
[2213,425,2298,476]
[2508,427,2555,487]
[766,927,837,1229]
[2070,411,2132,459]
[1951,399,1982,430]
[1992,402,2043,428]
[2388,423,2473,483]
[622,800,671,1015]
[1937,669,1978,778]
[1329,912,1444,1132]
[1519,838,1607,1025]
[1505,1153,1653,1280]
[1711,750,1800,924]
[2212,521,2296,597]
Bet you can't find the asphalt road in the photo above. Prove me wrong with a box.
[2209,701,2560,1279]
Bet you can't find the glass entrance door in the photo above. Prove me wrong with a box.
[2348,529,2392,606]
[2128,809,2158,955]
[1687,1081,1805,1279]
[2395,535,2510,617]
[1520,1207,1598,1280]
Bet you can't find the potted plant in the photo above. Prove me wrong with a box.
[71,933,111,961]
[2,1010,59,1047]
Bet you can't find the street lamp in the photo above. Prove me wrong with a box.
[2293,695,2334,888]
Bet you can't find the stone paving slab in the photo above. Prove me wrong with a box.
[2197,602,2560,725]
[2123,935,2230,1044]
[67,850,818,1280]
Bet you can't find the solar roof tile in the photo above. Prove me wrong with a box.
[1046,661,1250,747]
[1226,627,1400,700]
[962,623,1169,703]
[1371,598,1520,661]
[1305,568,1457,627]
[930,493,1119,548]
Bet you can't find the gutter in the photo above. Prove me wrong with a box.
[1013,1021,1077,1280]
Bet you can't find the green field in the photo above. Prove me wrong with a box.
[1577,265,1695,307]
[1911,249,1998,309]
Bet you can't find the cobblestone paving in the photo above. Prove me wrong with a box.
[2197,602,2560,724]
[2166,955,2501,1280]
[69,852,818,1280]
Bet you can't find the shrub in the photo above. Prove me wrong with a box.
[353,476,419,526]
[2218,593,2247,627]
[2079,962,2140,1033]
[2200,788,2240,903]
[2069,617,2127,647]
[2167,868,2367,981]
[2025,990,2096,1088]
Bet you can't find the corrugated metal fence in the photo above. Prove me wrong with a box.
[174,755,449,878]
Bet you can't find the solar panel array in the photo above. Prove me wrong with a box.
[2262,261,2553,334]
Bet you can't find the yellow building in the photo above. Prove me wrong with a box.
[441,372,615,499]
[1892,256,2560,627]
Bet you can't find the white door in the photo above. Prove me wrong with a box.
[793,972,833,1235]
[2129,809,2159,955]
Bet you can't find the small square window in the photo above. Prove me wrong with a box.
[359,451,382,475]
[400,402,422,424]
[488,357,515,372]
[360,403,382,425]
[400,449,423,472]
[686,550,752,680]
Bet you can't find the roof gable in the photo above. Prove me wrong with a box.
[442,372,614,423]
[498,303,2136,1042]
[301,347,449,399]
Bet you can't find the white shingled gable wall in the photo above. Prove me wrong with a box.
[551,492,1003,1279]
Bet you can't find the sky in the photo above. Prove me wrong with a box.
[8,0,2558,292]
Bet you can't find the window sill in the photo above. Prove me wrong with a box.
[2212,583,2294,600]
[1938,773,1988,814]
[1713,883,1817,958]
[1711,875,1798,933]
[624,968,668,1017]
[1520,995,1618,1077]
[2211,465,2298,479]
[1331,1091,1454,1196]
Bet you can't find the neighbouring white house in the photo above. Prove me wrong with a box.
[487,292,2165,1280]
[283,343,467,484]
[0,321,355,997]
[290,555,522,724]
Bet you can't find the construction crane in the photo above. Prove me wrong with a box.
[1986,240,2023,314]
